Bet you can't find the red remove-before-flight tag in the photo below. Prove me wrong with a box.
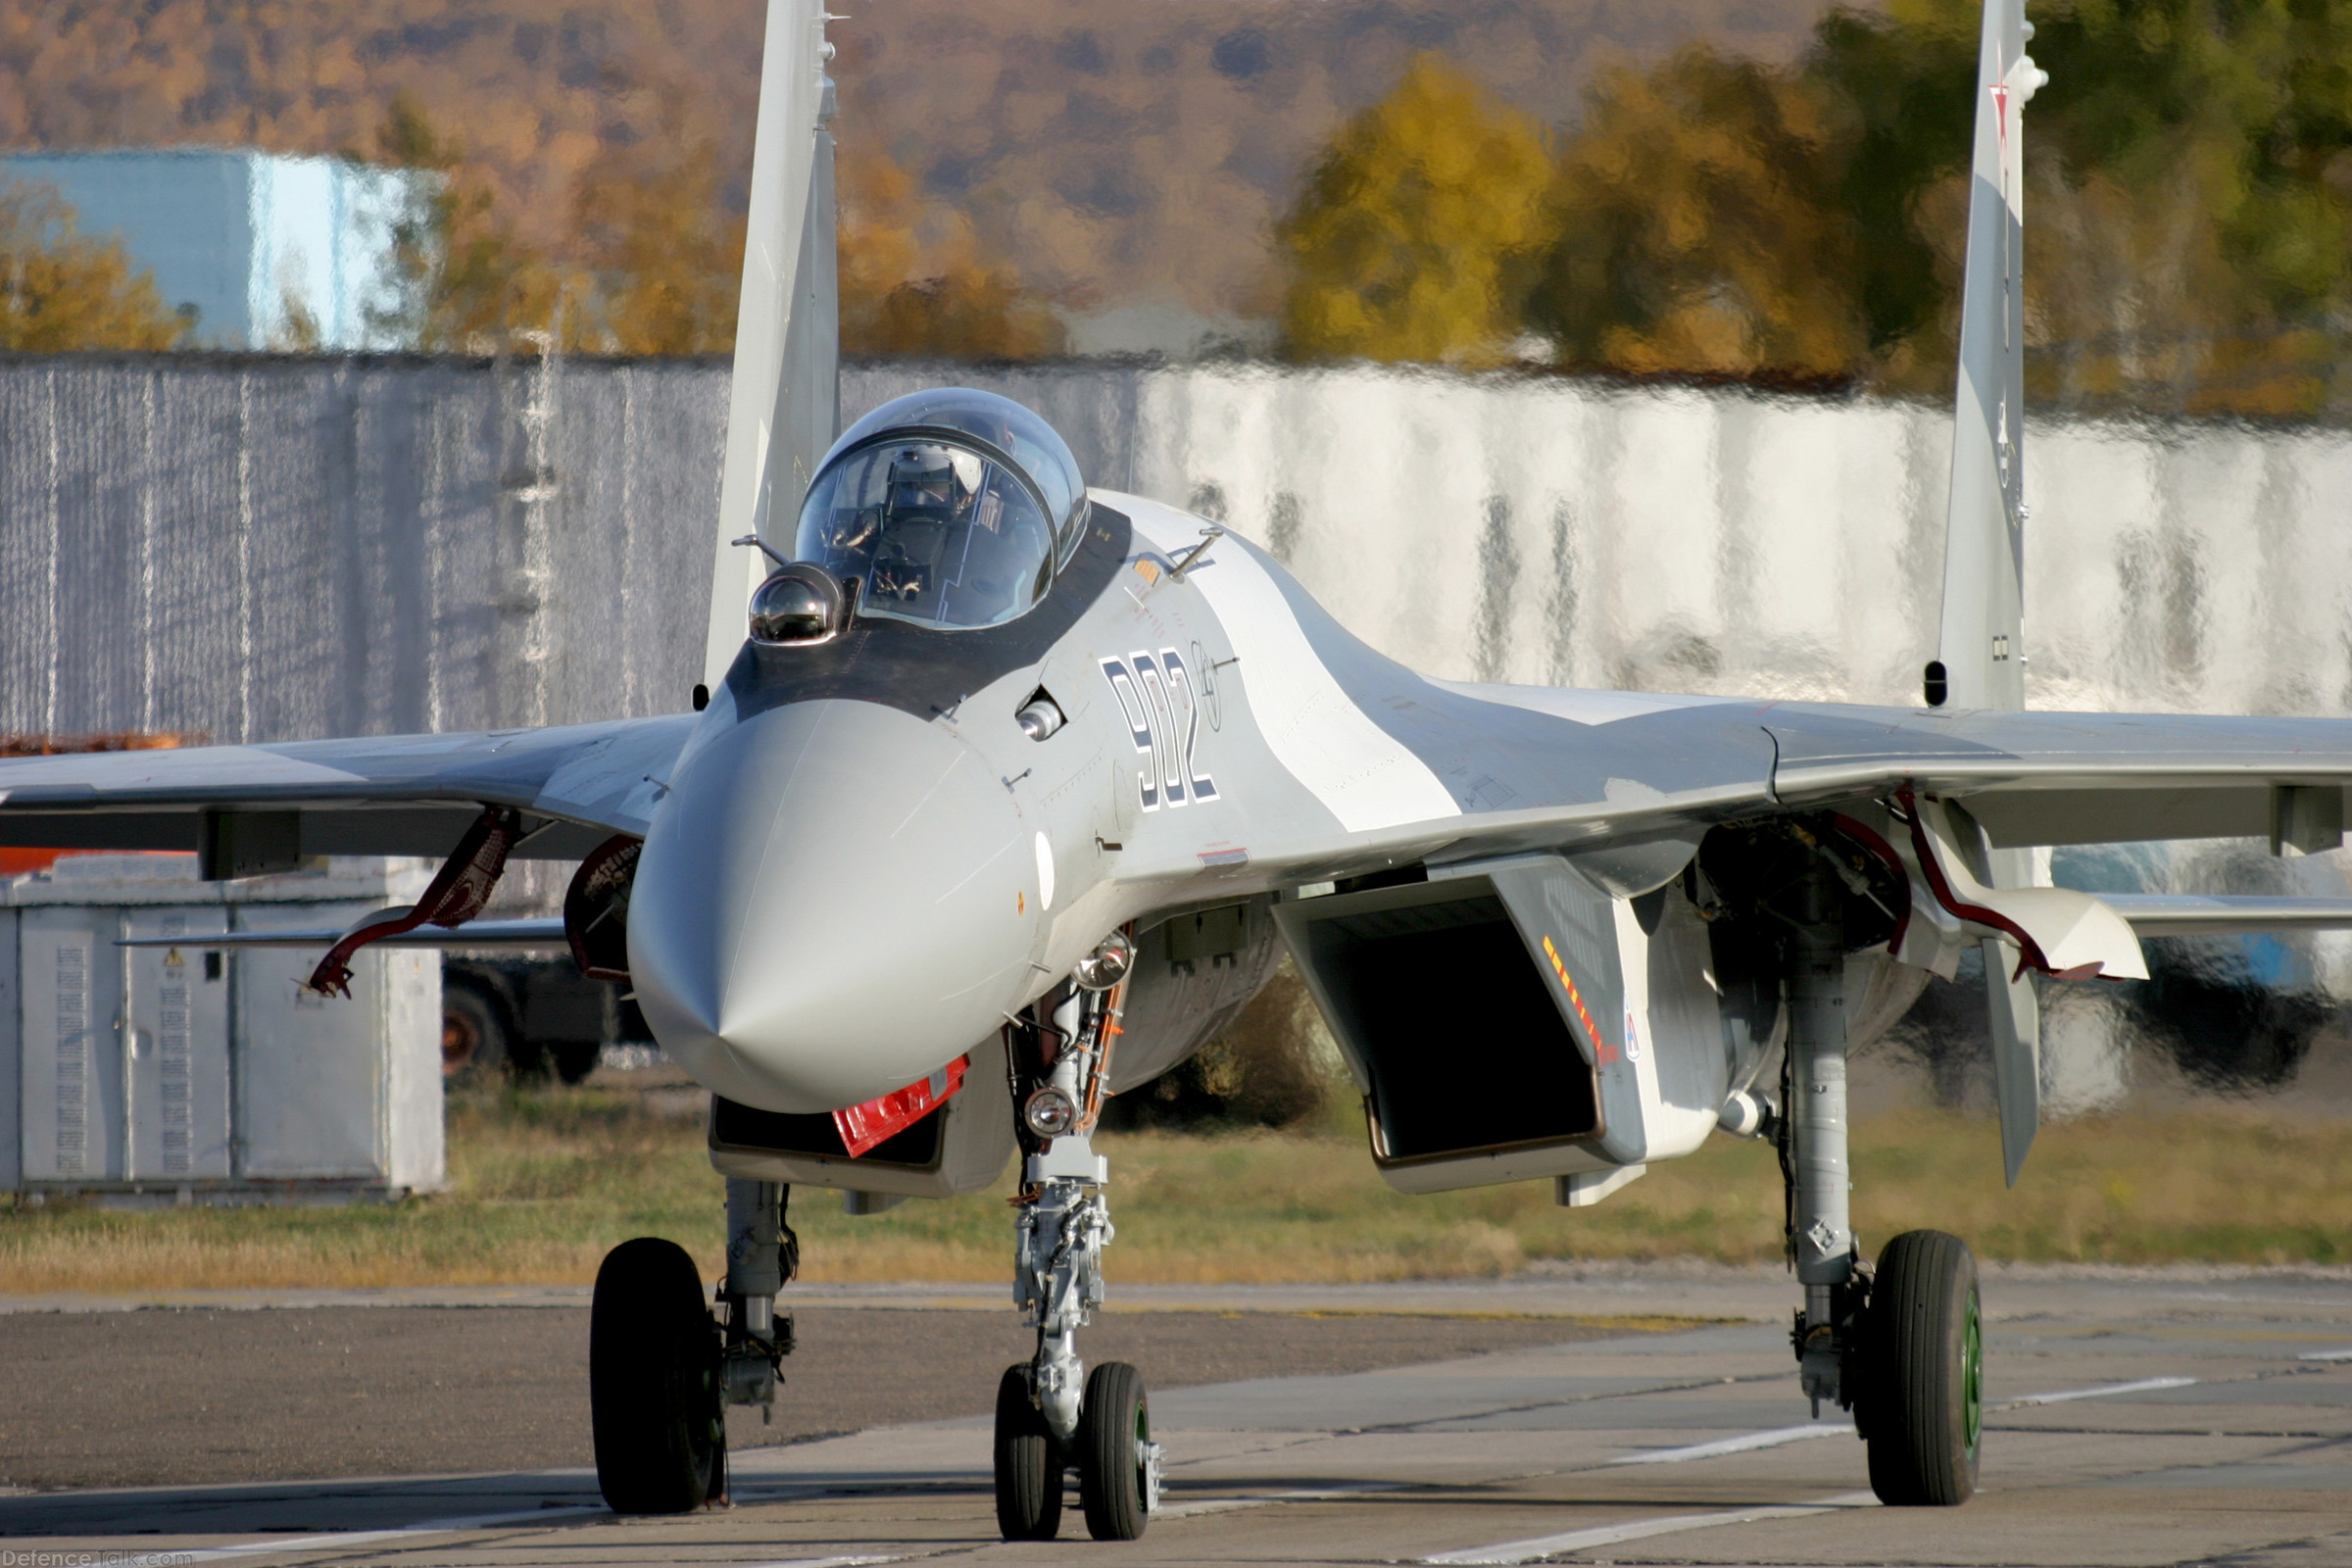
[832,1054,969,1157]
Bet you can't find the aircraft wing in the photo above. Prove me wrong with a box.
[1761,702,2352,850]
[1116,695,2352,892]
[0,714,696,864]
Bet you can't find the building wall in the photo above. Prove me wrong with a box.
[1,152,427,350]
[1,354,2348,754]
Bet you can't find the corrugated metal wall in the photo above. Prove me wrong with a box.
[0,355,721,742]
[0,356,1168,744]
[3,354,2348,748]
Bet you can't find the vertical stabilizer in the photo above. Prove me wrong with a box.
[1936,0,2048,1186]
[704,0,840,692]
[1935,0,2043,713]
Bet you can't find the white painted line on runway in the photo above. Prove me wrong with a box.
[1609,1422,1852,1465]
[1598,1378,2193,1472]
[1157,1481,1404,1519]
[172,1503,607,1563]
[1998,1375,2197,1408]
[2298,1348,2352,1361]
[1421,1490,1878,1564]
[728,1556,901,1568]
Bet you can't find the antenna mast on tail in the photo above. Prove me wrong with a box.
[1932,0,2048,1187]
[704,0,842,694]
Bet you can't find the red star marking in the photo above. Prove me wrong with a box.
[1991,82,2011,150]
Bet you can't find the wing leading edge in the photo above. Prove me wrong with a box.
[0,713,696,862]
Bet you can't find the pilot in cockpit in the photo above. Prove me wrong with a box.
[793,387,1089,632]
[863,444,988,605]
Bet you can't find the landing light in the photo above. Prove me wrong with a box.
[1023,1086,1078,1138]
[1072,931,1134,991]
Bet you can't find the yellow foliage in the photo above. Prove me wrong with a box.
[1277,55,1552,365]
[0,179,189,351]
[839,145,1065,360]
[570,97,745,356]
[1529,45,1867,380]
[2026,152,2340,418]
[369,92,581,354]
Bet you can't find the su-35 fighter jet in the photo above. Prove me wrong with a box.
[8,0,2352,1539]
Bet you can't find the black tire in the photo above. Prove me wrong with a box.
[1077,1360,1152,1541]
[551,1040,602,1085]
[440,981,511,1081]
[1863,1230,1983,1506]
[993,1364,1062,1541]
[591,1237,724,1513]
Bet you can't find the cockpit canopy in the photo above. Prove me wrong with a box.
[792,388,1089,631]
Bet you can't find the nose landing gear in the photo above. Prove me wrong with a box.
[993,947,1163,1542]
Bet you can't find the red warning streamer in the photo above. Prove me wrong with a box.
[305,806,518,997]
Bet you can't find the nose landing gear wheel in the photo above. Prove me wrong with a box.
[1077,1360,1155,1541]
[994,1364,1063,1540]
[1863,1229,1982,1506]
[591,1237,725,1513]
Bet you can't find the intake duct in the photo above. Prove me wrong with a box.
[1275,854,1746,1196]
[1274,876,1607,1194]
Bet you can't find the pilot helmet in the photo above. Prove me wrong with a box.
[886,444,988,517]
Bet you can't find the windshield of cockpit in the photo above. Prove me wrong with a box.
[794,439,1056,630]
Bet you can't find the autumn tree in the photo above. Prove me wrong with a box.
[1809,0,2352,415]
[1525,46,1867,381]
[838,145,1065,359]
[0,180,190,351]
[570,91,746,356]
[1276,55,1552,365]
[368,92,576,352]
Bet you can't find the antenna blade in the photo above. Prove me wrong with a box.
[704,0,839,693]
[1934,0,2040,713]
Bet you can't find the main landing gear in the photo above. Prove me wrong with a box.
[994,934,1163,1542]
[1776,852,1983,1505]
[590,1180,800,1512]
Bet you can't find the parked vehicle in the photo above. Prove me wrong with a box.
[441,955,653,1084]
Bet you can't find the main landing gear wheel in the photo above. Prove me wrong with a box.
[591,1237,725,1513]
[993,1364,1064,1540]
[1864,1229,1982,1506]
[1077,1360,1154,1541]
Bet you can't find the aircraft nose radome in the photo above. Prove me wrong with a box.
[627,699,1038,1115]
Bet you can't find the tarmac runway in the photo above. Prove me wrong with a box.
[0,1265,2346,1566]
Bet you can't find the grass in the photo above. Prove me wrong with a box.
[0,1085,2345,1294]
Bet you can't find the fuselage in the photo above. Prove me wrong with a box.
[625,486,1783,1113]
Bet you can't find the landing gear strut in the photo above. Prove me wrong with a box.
[719,1179,799,1420]
[589,1181,799,1513]
[1778,853,1982,1505]
[994,939,1163,1542]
